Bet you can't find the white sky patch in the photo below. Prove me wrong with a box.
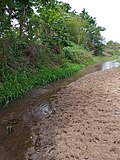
[59,0,120,43]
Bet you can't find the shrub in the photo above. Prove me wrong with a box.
[63,43,92,63]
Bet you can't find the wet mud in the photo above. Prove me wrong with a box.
[0,60,120,160]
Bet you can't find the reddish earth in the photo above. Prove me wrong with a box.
[0,67,120,160]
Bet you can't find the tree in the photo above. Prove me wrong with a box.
[65,15,86,45]
[80,9,105,54]
[59,1,71,13]
[0,1,105,55]
[33,0,70,53]
[0,0,34,38]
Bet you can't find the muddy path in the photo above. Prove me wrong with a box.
[0,60,120,160]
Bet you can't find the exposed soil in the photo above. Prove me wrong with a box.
[0,66,120,160]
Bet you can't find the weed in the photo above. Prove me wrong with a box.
[0,63,82,107]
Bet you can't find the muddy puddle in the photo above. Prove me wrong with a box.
[0,59,120,160]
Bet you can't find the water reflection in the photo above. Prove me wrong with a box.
[102,60,120,70]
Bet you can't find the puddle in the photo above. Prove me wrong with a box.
[102,59,120,70]
[22,102,53,124]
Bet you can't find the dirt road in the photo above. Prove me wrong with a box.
[0,67,120,160]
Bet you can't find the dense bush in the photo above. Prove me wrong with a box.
[63,43,92,63]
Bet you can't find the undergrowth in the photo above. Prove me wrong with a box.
[0,40,115,108]
[0,63,84,107]
[63,42,92,63]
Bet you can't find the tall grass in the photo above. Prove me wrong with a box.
[0,63,84,107]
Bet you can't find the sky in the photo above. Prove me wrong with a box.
[59,0,120,43]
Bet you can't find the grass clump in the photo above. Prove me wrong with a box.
[0,62,83,107]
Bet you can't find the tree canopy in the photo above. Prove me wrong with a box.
[0,0,105,54]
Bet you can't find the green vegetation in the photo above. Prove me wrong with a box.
[0,0,112,107]
[0,63,82,107]
[63,43,92,63]
[104,40,120,55]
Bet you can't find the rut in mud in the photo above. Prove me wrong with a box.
[0,60,120,160]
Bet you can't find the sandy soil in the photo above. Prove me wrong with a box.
[26,68,120,160]
[0,67,120,160]
[53,68,120,160]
